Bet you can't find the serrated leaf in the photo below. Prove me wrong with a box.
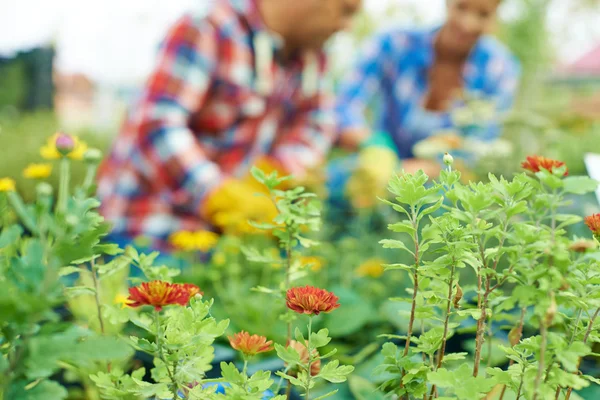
[317,360,354,383]
[310,329,331,348]
[563,176,598,194]
[64,286,96,298]
[275,343,301,366]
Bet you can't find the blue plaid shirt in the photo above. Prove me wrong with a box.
[335,27,520,159]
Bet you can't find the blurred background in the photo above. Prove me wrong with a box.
[1,0,600,197]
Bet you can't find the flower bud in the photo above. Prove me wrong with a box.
[508,326,521,347]
[568,239,597,253]
[36,182,53,197]
[443,152,454,166]
[452,283,463,309]
[55,133,75,156]
[84,148,103,164]
[544,293,557,327]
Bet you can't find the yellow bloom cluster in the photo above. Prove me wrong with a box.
[40,133,88,160]
[299,256,325,272]
[355,258,385,278]
[0,178,16,192]
[168,230,220,252]
[23,163,52,179]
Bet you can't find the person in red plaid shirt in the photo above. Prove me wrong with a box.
[97,0,361,247]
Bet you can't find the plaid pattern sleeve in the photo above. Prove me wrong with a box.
[271,57,337,176]
[132,15,224,212]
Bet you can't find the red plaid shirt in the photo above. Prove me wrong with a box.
[97,0,336,242]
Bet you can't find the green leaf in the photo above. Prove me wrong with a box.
[8,379,68,400]
[310,329,332,348]
[428,364,495,400]
[379,239,415,256]
[313,390,339,400]
[563,176,598,194]
[556,342,591,372]
[348,375,386,400]
[58,266,81,277]
[387,221,416,235]
[441,353,468,363]
[64,286,96,298]
[275,343,301,366]
[456,309,482,320]
[317,360,354,383]
[251,166,266,185]
[383,263,413,272]
[220,362,244,385]
[0,225,23,248]
[275,371,304,387]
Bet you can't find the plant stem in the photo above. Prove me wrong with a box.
[305,317,313,400]
[7,192,38,235]
[532,324,548,400]
[515,362,526,400]
[399,210,421,398]
[564,306,600,400]
[499,307,526,400]
[486,314,494,370]
[552,308,584,399]
[154,310,178,399]
[57,157,70,214]
[82,164,98,195]
[429,263,456,399]
[285,228,293,400]
[90,259,110,372]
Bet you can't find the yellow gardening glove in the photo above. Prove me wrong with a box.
[345,146,399,209]
[203,179,278,235]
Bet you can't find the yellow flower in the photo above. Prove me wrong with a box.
[168,231,195,251]
[113,293,130,309]
[355,258,385,278]
[40,133,88,160]
[0,178,16,192]
[213,252,226,266]
[299,256,325,272]
[192,230,219,252]
[23,163,53,179]
[168,230,219,252]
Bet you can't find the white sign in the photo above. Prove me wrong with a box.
[584,153,600,205]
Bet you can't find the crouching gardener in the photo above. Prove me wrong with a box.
[97,0,361,249]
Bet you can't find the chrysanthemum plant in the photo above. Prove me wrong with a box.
[0,134,283,400]
[242,168,354,399]
[376,155,600,399]
[242,167,321,338]
[0,134,134,400]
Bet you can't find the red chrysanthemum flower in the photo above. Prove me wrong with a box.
[521,155,568,176]
[228,331,274,356]
[286,285,340,316]
[287,340,321,377]
[127,281,201,311]
[584,213,600,238]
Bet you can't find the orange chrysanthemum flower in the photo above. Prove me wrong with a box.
[127,281,202,311]
[228,331,274,356]
[287,340,321,377]
[286,286,340,316]
[521,155,568,176]
[584,213,600,238]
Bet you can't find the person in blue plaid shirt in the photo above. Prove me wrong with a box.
[335,0,520,208]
